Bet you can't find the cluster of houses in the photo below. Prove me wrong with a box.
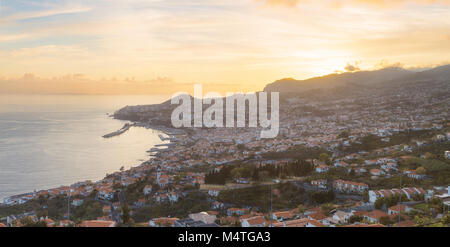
[1,84,448,227]
[368,187,427,203]
[333,180,369,194]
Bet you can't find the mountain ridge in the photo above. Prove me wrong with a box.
[263,65,450,93]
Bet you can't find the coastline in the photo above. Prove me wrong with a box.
[1,117,180,206]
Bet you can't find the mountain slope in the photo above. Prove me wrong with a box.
[263,67,428,93]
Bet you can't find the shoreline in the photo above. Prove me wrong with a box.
[1,120,183,206]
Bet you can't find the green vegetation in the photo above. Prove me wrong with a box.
[218,183,305,212]
[123,179,153,204]
[262,146,329,160]
[236,144,246,150]
[0,194,104,223]
[348,215,363,224]
[120,203,132,226]
[319,153,331,164]
[132,191,211,222]
[0,195,70,220]
[413,212,450,227]
[379,216,395,226]
[374,194,409,210]
[205,159,314,185]
[344,129,446,153]
[309,190,335,205]
[400,157,450,185]
[71,200,104,222]
[338,130,350,139]
[20,217,47,227]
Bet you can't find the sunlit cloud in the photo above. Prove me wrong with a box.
[259,0,302,7]
[258,0,450,8]
[0,5,91,23]
[0,74,252,95]
[344,61,361,72]
[0,0,449,94]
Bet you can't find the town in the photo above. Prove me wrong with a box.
[1,67,449,228]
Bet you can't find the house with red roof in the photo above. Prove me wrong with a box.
[79,220,117,227]
[388,204,412,215]
[240,216,267,227]
[271,211,296,221]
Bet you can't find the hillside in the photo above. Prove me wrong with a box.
[263,66,450,93]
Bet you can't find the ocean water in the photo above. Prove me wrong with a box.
[0,94,170,201]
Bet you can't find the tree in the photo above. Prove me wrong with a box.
[230,168,243,179]
[416,166,426,175]
[414,215,433,226]
[348,215,363,224]
[20,217,47,227]
[297,204,306,214]
[349,169,356,177]
[409,192,421,202]
[237,144,246,150]
[310,191,335,204]
[258,171,270,182]
[320,203,334,216]
[362,191,369,203]
[374,197,385,210]
[121,204,131,225]
[441,214,450,225]
[424,152,435,159]
[338,130,350,139]
[379,216,394,226]
[319,153,330,164]
[37,195,47,205]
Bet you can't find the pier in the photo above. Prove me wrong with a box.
[102,123,133,138]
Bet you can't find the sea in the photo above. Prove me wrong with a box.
[0,94,170,201]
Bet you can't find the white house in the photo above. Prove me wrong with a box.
[98,188,114,201]
[208,189,222,197]
[189,212,217,224]
[333,180,368,194]
[72,199,84,207]
[405,171,425,180]
[369,169,384,176]
[311,179,327,189]
[334,161,349,168]
[388,204,412,215]
[369,187,426,203]
[143,185,153,195]
[316,165,329,173]
[331,210,352,224]
[168,192,179,203]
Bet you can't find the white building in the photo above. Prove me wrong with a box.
[143,185,152,195]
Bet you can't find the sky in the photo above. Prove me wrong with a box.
[0,0,449,94]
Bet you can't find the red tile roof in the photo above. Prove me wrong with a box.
[79,220,116,227]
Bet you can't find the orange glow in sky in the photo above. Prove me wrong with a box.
[0,0,449,94]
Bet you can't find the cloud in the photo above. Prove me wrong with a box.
[0,6,91,23]
[0,74,252,95]
[374,60,404,69]
[258,0,450,8]
[350,0,450,8]
[0,33,31,42]
[7,45,87,58]
[344,61,361,72]
[260,0,302,7]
